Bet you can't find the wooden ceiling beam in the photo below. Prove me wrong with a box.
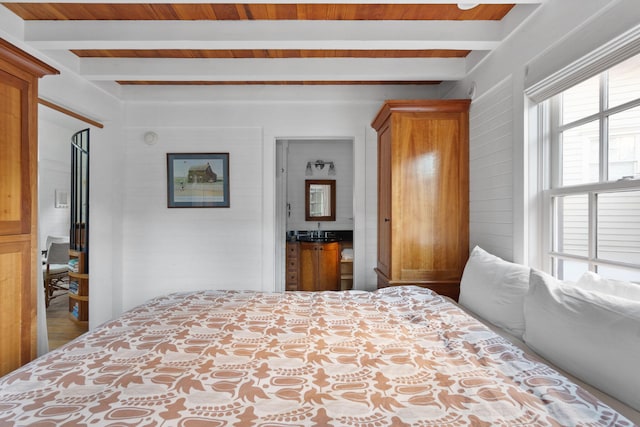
[71,49,471,58]
[0,1,545,89]
[117,80,441,85]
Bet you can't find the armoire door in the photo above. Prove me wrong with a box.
[376,124,392,279]
[0,39,58,375]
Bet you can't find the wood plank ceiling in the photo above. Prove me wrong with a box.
[2,2,521,86]
[3,4,514,20]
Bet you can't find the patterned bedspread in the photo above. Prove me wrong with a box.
[0,287,635,426]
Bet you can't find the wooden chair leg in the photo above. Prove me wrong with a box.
[44,277,50,308]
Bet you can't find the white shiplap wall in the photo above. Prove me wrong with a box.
[122,126,264,307]
[119,85,440,310]
[38,109,75,249]
[285,139,354,232]
[469,77,514,260]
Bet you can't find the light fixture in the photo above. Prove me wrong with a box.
[457,3,479,10]
[143,131,158,145]
[305,160,336,176]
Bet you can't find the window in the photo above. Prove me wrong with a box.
[542,53,640,282]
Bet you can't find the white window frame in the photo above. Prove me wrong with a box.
[540,64,640,280]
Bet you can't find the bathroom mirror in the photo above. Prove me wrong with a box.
[305,179,336,221]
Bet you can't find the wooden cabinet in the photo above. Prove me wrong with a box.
[299,242,340,291]
[0,39,58,375]
[68,250,89,325]
[285,242,300,291]
[371,99,470,301]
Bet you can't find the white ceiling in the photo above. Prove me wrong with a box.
[0,1,546,93]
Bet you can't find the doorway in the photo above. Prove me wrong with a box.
[38,108,89,350]
[275,138,354,291]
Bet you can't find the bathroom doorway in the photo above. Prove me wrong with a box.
[275,138,354,292]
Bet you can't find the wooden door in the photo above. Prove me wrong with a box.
[377,124,392,279]
[0,240,32,374]
[391,112,466,282]
[299,242,339,291]
[299,242,316,291]
[317,242,339,291]
[0,40,58,375]
[0,69,30,237]
[0,67,36,375]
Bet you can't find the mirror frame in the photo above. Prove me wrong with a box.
[305,179,336,221]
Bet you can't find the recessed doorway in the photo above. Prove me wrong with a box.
[275,138,354,292]
[39,107,90,351]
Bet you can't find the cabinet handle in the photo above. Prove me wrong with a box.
[384,218,390,222]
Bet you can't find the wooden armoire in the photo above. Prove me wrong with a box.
[371,100,470,301]
[0,39,58,376]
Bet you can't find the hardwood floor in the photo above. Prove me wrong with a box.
[46,290,87,350]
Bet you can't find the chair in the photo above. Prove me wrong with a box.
[43,241,70,308]
[42,235,68,264]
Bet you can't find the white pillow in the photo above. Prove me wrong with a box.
[576,271,640,301]
[524,269,640,411]
[459,246,530,338]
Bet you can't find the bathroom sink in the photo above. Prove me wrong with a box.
[296,236,340,243]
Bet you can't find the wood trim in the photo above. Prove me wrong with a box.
[73,49,470,59]
[117,80,440,86]
[38,98,104,129]
[0,38,58,78]
[371,99,471,130]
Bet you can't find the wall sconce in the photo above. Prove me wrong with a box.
[305,160,336,176]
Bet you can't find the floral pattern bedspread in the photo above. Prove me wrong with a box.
[0,287,635,426]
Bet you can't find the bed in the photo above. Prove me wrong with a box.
[0,286,637,426]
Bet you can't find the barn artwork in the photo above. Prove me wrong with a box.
[167,153,230,208]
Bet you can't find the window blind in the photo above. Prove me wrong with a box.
[525,24,640,103]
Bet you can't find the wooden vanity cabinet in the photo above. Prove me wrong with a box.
[299,242,340,291]
[285,242,300,291]
[371,99,470,301]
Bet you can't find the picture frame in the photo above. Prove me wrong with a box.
[167,153,230,208]
[54,189,69,208]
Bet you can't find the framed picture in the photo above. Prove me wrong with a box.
[54,189,69,208]
[167,153,230,208]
